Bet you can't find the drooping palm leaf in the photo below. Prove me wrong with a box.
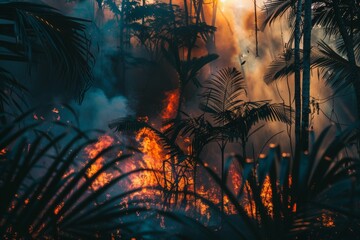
[312,40,357,92]
[242,101,293,125]
[0,119,133,238]
[263,48,299,84]
[264,41,359,93]
[163,113,219,158]
[312,2,339,37]
[0,113,207,239]
[0,2,94,102]
[223,101,293,142]
[261,0,294,29]
[335,30,360,63]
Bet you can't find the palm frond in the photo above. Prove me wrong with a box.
[263,48,298,84]
[0,67,29,118]
[243,101,294,126]
[261,0,294,29]
[335,31,360,63]
[223,101,293,142]
[163,114,219,158]
[312,40,356,92]
[0,113,201,239]
[264,40,358,93]
[184,53,219,87]
[200,67,246,123]
[0,2,94,102]
[312,2,339,37]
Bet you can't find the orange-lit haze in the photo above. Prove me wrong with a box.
[47,0,350,226]
[213,0,355,154]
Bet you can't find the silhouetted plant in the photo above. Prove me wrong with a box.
[164,67,293,219]
[197,124,360,239]
[201,67,293,156]
[0,113,185,239]
[0,1,94,103]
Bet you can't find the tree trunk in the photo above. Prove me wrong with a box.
[254,0,259,57]
[242,138,247,160]
[301,0,312,152]
[117,0,127,96]
[193,161,197,212]
[142,0,145,25]
[220,143,225,226]
[292,0,303,207]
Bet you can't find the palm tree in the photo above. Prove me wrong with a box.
[293,0,303,166]
[171,67,293,218]
[0,1,94,104]
[200,67,293,158]
[301,0,312,149]
[262,0,360,127]
[262,0,312,157]
[100,0,218,114]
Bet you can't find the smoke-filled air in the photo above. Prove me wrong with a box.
[1,0,360,239]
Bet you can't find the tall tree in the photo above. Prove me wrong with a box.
[293,0,303,196]
[200,67,293,216]
[301,0,312,151]
[262,0,360,124]
[332,0,360,116]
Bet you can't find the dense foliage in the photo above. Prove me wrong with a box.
[1,0,360,239]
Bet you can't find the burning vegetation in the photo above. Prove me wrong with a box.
[85,135,115,190]
[1,0,360,239]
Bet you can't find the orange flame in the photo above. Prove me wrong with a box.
[161,89,179,120]
[84,135,114,190]
[133,128,166,191]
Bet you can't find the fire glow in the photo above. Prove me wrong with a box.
[161,89,180,120]
[84,135,114,190]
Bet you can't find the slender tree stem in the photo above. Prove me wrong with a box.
[254,0,259,57]
[292,0,303,208]
[301,0,312,152]
[219,143,226,226]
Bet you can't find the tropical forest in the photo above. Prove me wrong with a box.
[1,0,360,239]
